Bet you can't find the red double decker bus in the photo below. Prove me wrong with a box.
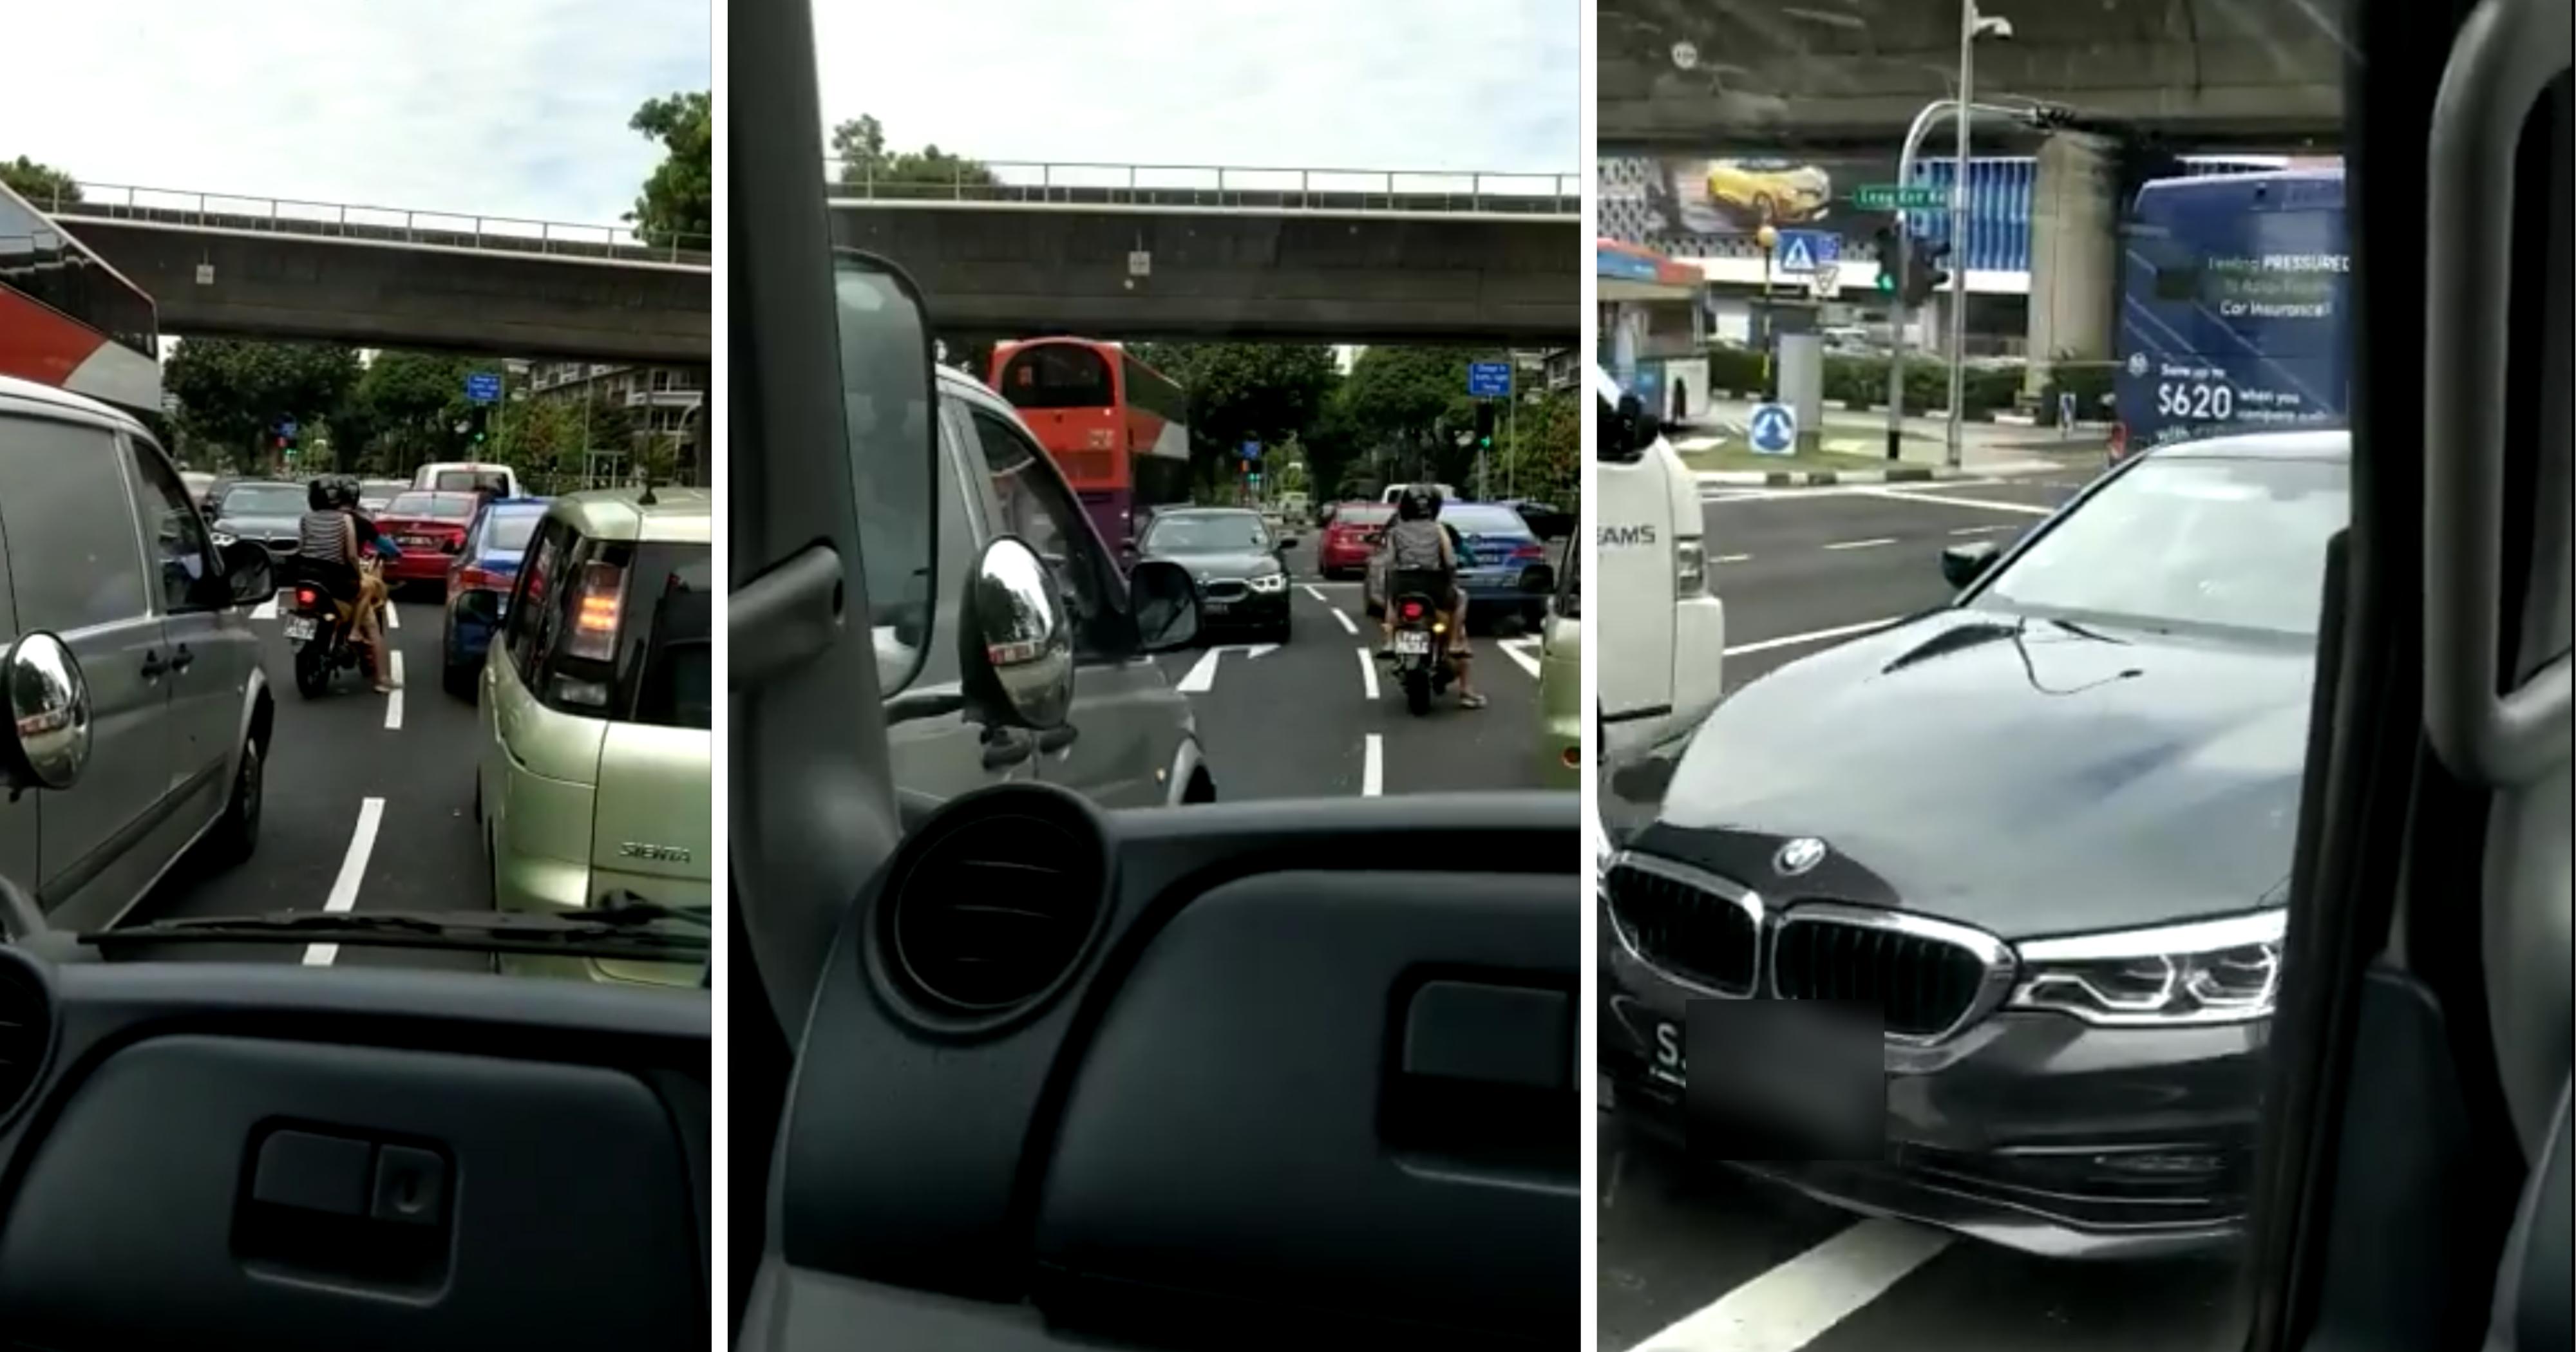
[0,182,161,413]
[987,337,1190,550]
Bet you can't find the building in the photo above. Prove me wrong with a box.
[522,360,708,484]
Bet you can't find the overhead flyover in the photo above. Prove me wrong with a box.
[825,162,1582,346]
[1600,0,2344,152]
[43,183,710,364]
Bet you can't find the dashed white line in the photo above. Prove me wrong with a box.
[1823,537,1898,551]
[1361,733,1383,797]
[249,597,279,620]
[1949,523,2015,536]
[384,652,405,730]
[1300,583,1332,604]
[1725,617,1900,657]
[1496,635,1543,679]
[1629,1219,1952,1352]
[1355,646,1380,700]
[1716,553,1752,564]
[1328,606,1358,635]
[302,796,387,968]
[1862,486,2054,515]
[384,602,401,630]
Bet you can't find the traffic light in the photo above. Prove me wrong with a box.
[1871,225,1900,294]
[1473,401,1496,451]
[1903,239,1951,307]
[468,406,489,446]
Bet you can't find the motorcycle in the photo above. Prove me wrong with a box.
[284,555,383,699]
[1385,572,1459,716]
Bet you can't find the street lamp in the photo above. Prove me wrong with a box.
[1946,1,2015,469]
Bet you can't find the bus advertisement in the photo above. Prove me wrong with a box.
[987,337,1191,550]
[0,181,162,413]
[2112,167,2349,460]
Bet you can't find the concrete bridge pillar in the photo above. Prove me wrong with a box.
[2024,131,2119,402]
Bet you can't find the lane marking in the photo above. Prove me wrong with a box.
[1860,486,2054,515]
[1355,646,1379,700]
[384,651,405,730]
[385,602,401,630]
[1725,616,1900,657]
[1173,643,1279,693]
[249,597,278,620]
[1716,553,1752,564]
[1701,477,2009,503]
[1630,1218,1952,1352]
[1361,733,1383,797]
[1949,523,2014,536]
[302,796,388,967]
[1300,584,1332,604]
[1329,606,1358,635]
[1497,635,1542,679]
[1823,537,1897,551]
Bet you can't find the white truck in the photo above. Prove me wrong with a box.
[1592,364,1725,764]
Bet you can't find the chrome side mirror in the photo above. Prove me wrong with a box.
[3,632,92,793]
[960,536,1074,729]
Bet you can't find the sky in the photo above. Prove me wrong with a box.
[4,1,708,231]
[812,0,1578,180]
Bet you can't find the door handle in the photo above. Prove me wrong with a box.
[981,728,1035,771]
[140,650,169,679]
[167,645,195,674]
[1035,725,1079,755]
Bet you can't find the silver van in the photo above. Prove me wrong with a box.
[0,375,280,932]
[874,368,1213,811]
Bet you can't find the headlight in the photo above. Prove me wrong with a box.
[1675,540,1707,597]
[1247,572,1287,594]
[210,529,238,548]
[2007,910,2285,1026]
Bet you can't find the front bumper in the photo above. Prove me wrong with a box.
[1195,581,1292,628]
[382,552,454,587]
[1601,928,2263,1259]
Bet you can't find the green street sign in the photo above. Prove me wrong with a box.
[1854,183,1946,212]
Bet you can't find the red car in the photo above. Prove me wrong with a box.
[1315,502,1394,579]
[374,490,484,590]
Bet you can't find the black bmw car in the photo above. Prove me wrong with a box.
[1602,429,2351,1259]
[1135,507,1293,641]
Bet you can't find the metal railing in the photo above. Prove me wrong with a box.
[30,182,710,267]
[823,158,1579,216]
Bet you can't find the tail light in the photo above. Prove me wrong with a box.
[564,561,625,662]
[1399,599,1425,622]
[2108,421,2129,462]
[1510,542,1545,561]
[293,585,321,610]
[449,565,504,602]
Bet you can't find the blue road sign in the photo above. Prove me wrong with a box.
[1467,361,1513,398]
[1240,440,1262,460]
[464,371,504,404]
[276,418,298,438]
[1772,230,1840,276]
[1748,402,1798,456]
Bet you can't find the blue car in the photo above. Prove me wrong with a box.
[1365,501,1558,630]
[440,496,549,697]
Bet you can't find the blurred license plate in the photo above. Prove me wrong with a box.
[1650,1017,1684,1087]
[1203,599,1231,614]
[401,534,433,547]
[1393,630,1431,655]
[283,616,317,641]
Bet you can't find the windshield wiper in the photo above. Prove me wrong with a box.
[82,898,710,961]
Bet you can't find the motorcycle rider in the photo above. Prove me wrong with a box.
[294,475,399,693]
[1377,485,1483,709]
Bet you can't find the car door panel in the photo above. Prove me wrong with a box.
[124,432,245,822]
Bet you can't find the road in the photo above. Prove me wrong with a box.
[1153,536,1563,800]
[1605,475,2088,831]
[115,587,495,971]
[1600,469,2246,1352]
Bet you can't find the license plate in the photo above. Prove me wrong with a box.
[1393,630,1432,655]
[1649,1017,1685,1087]
[283,616,317,641]
[1203,599,1231,614]
[401,534,433,547]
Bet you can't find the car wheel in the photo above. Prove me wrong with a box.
[205,736,263,867]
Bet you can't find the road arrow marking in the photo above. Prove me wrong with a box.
[1174,643,1279,693]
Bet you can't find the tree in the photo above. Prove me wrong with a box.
[830,115,999,196]
[1126,343,1340,492]
[1,155,79,207]
[1334,347,1480,487]
[1501,390,1579,508]
[164,339,362,472]
[626,91,711,250]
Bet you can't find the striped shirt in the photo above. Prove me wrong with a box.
[298,509,351,563]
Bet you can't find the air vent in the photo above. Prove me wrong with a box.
[886,809,1104,1017]
[0,957,53,1124]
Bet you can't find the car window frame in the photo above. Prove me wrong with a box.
[960,400,1133,663]
[120,431,228,614]
[504,517,573,678]
[0,409,156,635]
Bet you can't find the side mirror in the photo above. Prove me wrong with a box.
[220,540,278,608]
[3,632,92,793]
[1602,393,1653,463]
[831,248,940,698]
[1127,558,1201,654]
[1940,540,2002,589]
[958,536,1074,730]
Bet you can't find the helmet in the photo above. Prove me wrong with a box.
[1397,485,1440,521]
[308,478,332,511]
[326,474,362,508]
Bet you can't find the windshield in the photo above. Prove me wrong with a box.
[1439,505,1530,536]
[386,493,476,520]
[1969,453,2348,639]
[1143,514,1269,552]
[28,6,713,988]
[217,484,305,517]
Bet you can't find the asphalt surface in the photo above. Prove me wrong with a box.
[1153,535,1564,800]
[1599,469,2248,1352]
[115,585,498,972]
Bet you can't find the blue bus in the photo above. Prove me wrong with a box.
[2113,168,2349,459]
